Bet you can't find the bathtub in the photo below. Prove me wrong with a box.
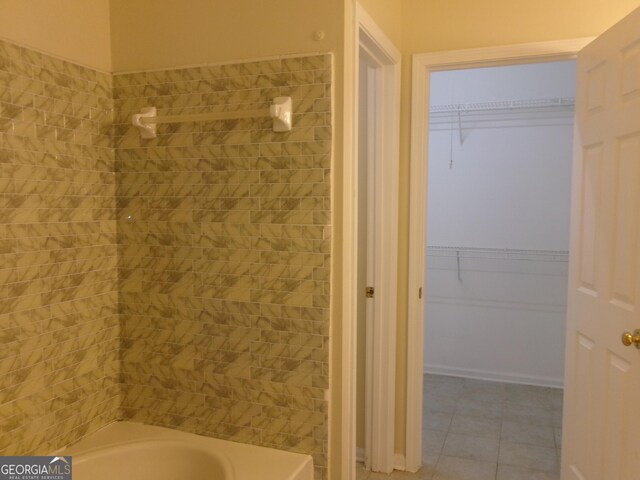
[57,421,313,480]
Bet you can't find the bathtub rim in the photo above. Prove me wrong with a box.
[56,421,314,480]
[69,437,236,479]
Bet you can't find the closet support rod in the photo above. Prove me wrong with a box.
[132,96,292,138]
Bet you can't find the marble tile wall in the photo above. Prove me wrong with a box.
[0,39,119,454]
[0,38,331,479]
[112,55,332,480]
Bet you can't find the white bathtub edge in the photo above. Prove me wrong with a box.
[57,421,314,480]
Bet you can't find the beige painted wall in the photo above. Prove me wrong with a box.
[402,0,640,55]
[357,0,403,49]
[394,0,640,459]
[109,0,342,71]
[0,0,111,71]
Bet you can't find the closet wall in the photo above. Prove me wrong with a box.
[424,61,575,387]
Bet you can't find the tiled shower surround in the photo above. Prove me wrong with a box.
[1,37,331,480]
[0,40,119,454]
[113,56,331,478]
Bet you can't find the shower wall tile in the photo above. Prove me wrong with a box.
[0,40,331,480]
[0,40,119,455]
[113,54,331,480]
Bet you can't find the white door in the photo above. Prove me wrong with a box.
[562,7,640,479]
[355,5,401,474]
[359,47,397,474]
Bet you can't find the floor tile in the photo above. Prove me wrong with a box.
[442,432,499,463]
[426,381,465,398]
[423,411,453,432]
[421,450,440,471]
[504,390,550,408]
[356,463,370,480]
[449,414,501,439]
[433,455,497,480]
[463,379,507,399]
[424,374,465,386]
[498,441,559,472]
[373,375,569,480]
[502,403,554,426]
[505,384,554,395]
[553,427,562,448]
[423,428,447,455]
[464,378,506,392]
[501,420,556,448]
[455,398,503,419]
[390,467,435,480]
[424,394,458,415]
[460,390,506,406]
[546,389,564,410]
[369,472,393,480]
[497,464,560,480]
[550,408,563,427]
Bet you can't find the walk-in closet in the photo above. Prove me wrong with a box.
[421,60,576,478]
[425,60,576,387]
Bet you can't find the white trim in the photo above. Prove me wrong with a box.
[406,38,593,473]
[394,453,406,471]
[355,2,401,475]
[338,2,357,480]
[412,38,593,70]
[363,56,376,472]
[424,364,564,389]
[357,450,406,471]
[357,5,401,63]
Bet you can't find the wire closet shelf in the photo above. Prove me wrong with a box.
[426,245,569,263]
[429,96,575,114]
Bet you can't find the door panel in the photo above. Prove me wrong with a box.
[578,144,602,293]
[610,134,640,307]
[585,62,607,113]
[621,41,640,100]
[568,332,599,478]
[563,7,640,480]
[602,352,631,480]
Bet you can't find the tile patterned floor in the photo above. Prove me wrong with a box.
[357,374,563,480]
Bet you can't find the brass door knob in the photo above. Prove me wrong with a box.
[621,329,640,348]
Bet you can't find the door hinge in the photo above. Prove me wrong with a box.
[419,287,423,299]
[365,286,374,298]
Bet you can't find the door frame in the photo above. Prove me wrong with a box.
[405,38,593,471]
[345,2,401,475]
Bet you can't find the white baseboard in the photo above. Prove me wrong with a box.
[355,448,407,472]
[424,363,564,388]
[394,453,406,471]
